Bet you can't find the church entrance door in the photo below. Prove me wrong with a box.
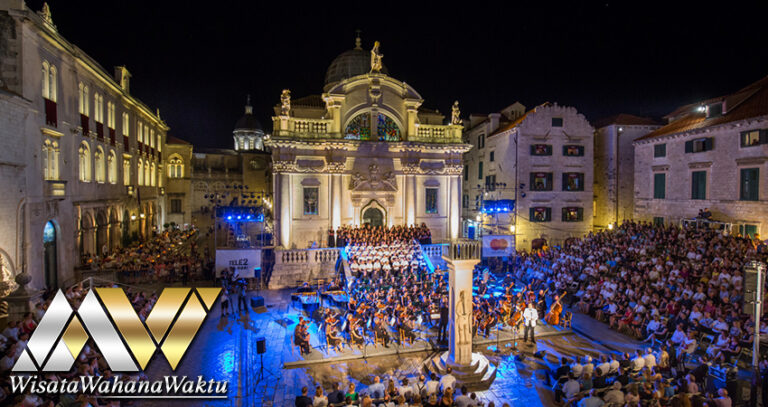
[362,208,384,227]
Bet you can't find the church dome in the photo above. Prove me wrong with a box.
[324,35,388,86]
[234,99,262,131]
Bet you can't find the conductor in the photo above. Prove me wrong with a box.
[523,302,538,344]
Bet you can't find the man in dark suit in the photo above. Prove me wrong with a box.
[295,386,312,407]
[438,300,449,343]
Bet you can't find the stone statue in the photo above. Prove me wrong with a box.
[370,41,383,73]
[457,290,470,344]
[451,100,462,125]
[280,89,291,116]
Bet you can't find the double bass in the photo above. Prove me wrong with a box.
[545,291,567,325]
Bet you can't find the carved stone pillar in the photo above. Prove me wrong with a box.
[449,175,461,240]
[447,258,479,365]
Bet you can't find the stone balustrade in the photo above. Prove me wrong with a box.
[272,117,335,140]
[270,247,341,289]
[442,239,482,261]
[411,124,463,144]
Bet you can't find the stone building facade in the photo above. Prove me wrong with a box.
[0,1,167,292]
[463,103,595,250]
[267,38,469,250]
[634,74,768,237]
[593,114,660,229]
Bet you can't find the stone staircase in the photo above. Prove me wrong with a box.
[423,351,498,391]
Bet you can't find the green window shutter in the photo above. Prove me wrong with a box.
[654,144,666,157]
[740,168,759,201]
[760,130,768,145]
[685,140,693,153]
[704,137,714,151]
[653,173,665,199]
[478,161,483,180]
[691,171,706,199]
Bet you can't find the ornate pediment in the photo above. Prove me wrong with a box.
[350,164,397,191]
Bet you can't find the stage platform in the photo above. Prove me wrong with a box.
[283,306,571,368]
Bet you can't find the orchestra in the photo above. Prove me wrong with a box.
[290,224,566,356]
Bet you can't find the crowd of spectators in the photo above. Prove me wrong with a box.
[295,371,511,407]
[550,347,768,407]
[0,281,158,406]
[0,228,202,406]
[511,221,768,371]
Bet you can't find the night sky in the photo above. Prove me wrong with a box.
[33,1,768,148]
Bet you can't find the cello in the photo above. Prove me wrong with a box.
[545,291,567,325]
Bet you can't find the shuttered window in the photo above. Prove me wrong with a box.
[653,173,665,199]
[691,171,706,200]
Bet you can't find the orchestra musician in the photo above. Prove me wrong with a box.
[350,319,364,349]
[523,302,538,344]
[326,325,344,352]
[375,318,391,347]
[295,318,311,354]
[536,290,548,321]
[545,292,566,326]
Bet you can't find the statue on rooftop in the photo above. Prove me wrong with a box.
[451,100,462,125]
[280,89,291,116]
[370,41,383,73]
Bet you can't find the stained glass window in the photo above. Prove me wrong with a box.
[344,113,371,140]
[425,188,438,214]
[377,114,401,141]
[303,187,318,215]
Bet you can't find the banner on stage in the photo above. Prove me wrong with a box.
[215,248,261,278]
[482,235,516,257]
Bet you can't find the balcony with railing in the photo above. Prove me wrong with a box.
[411,124,463,144]
[441,239,482,261]
[272,117,335,140]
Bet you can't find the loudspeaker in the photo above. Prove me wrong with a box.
[251,296,265,308]
[256,337,266,354]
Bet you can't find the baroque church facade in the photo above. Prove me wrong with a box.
[267,37,470,249]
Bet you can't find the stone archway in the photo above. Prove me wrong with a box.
[96,211,108,255]
[360,199,387,227]
[81,212,95,256]
[363,207,383,227]
[43,221,58,288]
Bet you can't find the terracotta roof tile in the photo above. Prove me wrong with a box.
[166,135,191,145]
[637,75,768,141]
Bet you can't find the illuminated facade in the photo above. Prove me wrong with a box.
[462,103,595,250]
[634,75,768,236]
[267,37,470,249]
[0,2,167,292]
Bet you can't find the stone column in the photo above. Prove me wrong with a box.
[446,257,480,365]
[449,175,461,240]
[279,173,291,249]
[331,174,342,230]
[405,174,416,226]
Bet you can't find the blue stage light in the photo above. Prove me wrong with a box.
[227,216,233,220]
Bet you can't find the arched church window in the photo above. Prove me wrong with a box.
[377,113,401,141]
[344,113,371,141]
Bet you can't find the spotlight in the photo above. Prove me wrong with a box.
[237,216,242,220]
[510,225,516,233]
[227,216,233,220]
[608,223,614,230]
